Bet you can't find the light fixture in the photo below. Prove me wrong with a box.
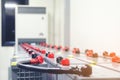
[5,2,17,8]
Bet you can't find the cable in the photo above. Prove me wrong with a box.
[17,60,92,76]
[18,60,80,75]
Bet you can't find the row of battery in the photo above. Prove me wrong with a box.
[19,43,92,77]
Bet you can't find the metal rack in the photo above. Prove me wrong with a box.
[11,66,47,80]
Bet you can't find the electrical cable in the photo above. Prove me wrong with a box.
[17,60,92,76]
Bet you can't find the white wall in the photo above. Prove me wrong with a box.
[71,0,120,55]
[54,0,70,46]
[54,0,65,46]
